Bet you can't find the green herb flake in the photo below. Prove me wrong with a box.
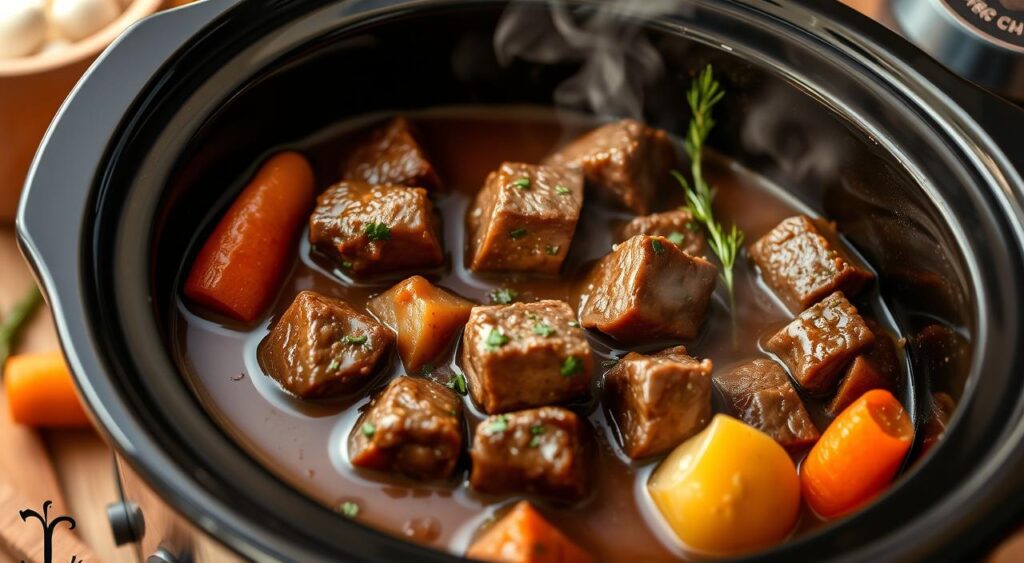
[489,288,518,305]
[340,260,354,270]
[544,244,560,256]
[485,329,510,351]
[667,231,687,247]
[363,222,392,242]
[485,414,510,435]
[651,239,666,255]
[529,423,545,447]
[339,501,360,518]
[446,371,468,395]
[361,422,376,438]
[420,363,434,376]
[327,358,341,372]
[555,185,571,196]
[560,356,583,377]
[342,334,368,345]
[509,228,527,240]
[568,320,580,328]
[513,177,531,190]
[532,323,555,337]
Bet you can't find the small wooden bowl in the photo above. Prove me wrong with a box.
[0,0,165,224]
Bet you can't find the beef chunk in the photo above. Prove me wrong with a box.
[309,181,443,276]
[468,162,583,274]
[827,328,900,415]
[258,291,392,399]
[749,215,874,313]
[461,300,592,414]
[470,407,589,500]
[714,359,820,451]
[349,377,464,480]
[545,119,676,214]
[466,501,594,563]
[341,117,441,190]
[578,235,717,343]
[367,276,475,374]
[605,345,713,459]
[764,292,875,394]
[621,208,706,257]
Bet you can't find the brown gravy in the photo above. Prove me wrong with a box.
[170,107,909,561]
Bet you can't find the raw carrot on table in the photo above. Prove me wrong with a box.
[800,389,914,518]
[466,501,593,563]
[4,351,90,428]
[184,151,315,324]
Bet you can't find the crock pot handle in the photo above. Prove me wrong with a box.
[938,76,1024,181]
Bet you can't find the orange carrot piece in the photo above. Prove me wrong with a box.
[4,351,90,428]
[467,501,593,563]
[184,151,315,324]
[801,389,913,518]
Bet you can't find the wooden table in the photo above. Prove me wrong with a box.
[0,1,1020,562]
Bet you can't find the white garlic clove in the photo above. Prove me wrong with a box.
[0,0,48,60]
[50,0,123,43]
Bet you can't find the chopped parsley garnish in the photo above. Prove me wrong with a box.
[667,231,687,247]
[486,414,510,435]
[361,422,376,438]
[327,358,341,372]
[446,371,468,395]
[532,323,555,337]
[555,185,571,195]
[342,334,368,345]
[560,356,583,377]
[485,329,509,350]
[545,244,560,256]
[339,501,360,518]
[529,423,545,448]
[651,239,666,255]
[513,177,531,190]
[363,222,391,242]
[509,228,527,239]
[489,287,518,304]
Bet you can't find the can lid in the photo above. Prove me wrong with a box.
[891,0,1024,99]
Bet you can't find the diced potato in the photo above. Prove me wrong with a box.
[367,276,474,373]
[466,501,594,563]
[647,415,800,555]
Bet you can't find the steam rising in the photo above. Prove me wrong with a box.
[494,0,688,118]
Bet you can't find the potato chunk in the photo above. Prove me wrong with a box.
[367,276,474,373]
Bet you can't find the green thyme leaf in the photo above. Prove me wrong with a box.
[509,228,527,239]
[529,423,545,447]
[446,371,468,395]
[651,239,666,255]
[485,414,510,435]
[327,358,341,372]
[342,335,368,345]
[0,287,42,373]
[339,501,360,518]
[485,329,509,350]
[361,422,376,438]
[545,244,560,256]
[513,177,531,190]
[489,288,518,305]
[533,323,555,337]
[667,231,686,247]
[560,356,583,377]
[555,185,571,195]
[340,260,354,270]
[363,222,391,242]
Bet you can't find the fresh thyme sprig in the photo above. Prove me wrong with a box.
[0,286,43,375]
[672,65,744,306]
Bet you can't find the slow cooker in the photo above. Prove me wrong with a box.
[15,0,1024,561]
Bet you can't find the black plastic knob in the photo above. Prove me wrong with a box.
[106,501,145,546]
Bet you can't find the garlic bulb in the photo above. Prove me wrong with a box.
[50,0,122,42]
[0,0,47,59]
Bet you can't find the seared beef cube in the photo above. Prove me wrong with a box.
[349,377,464,480]
[470,407,589,500]
[545,119,676,214]
[341,117,441,190]
[765,292,875,394]
[258,291,392,399]
[606,345,712,459]
[749,215,874,313]
[309,181,443,276]
[578,235,717,343]
[466,501,594,563]
[461,300,592,414]
[367,276,475,373]
[827,328,900,415]
[621,208,706,257]
[714,359,820,451]
[468,162,583,274]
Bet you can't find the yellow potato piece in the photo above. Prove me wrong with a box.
[647,414,800,555]
[367,276,474,373]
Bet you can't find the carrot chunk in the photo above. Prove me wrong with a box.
[800,389,913,518]
[4,351,90,428]
[467,501,593,563]
[184,151,315,324]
